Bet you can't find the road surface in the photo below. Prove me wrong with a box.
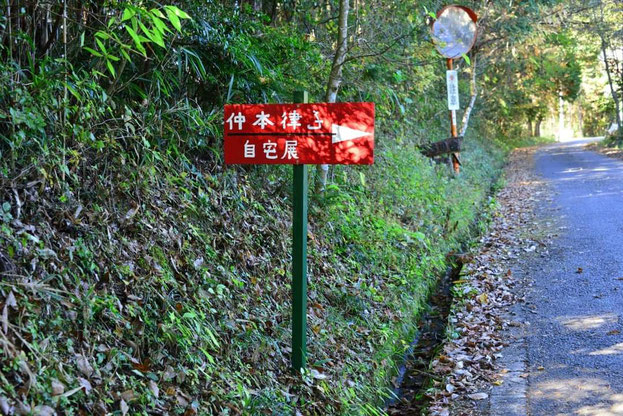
[493,139,623,415]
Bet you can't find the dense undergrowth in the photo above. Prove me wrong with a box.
[0,124,504,415]
[602,132,623,149]
[0,1,526,414]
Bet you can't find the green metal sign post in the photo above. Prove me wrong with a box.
[223,91,375,373]
[291,90,309,372]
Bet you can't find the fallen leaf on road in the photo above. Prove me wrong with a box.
[576,267,583,274]
[120,390,135,402]
[477,293,488,304]
[607,330,620,336]
[427,149,551,414]
[5,292,17,309]
[537,366,545,371]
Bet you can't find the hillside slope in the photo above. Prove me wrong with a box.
[0,1,509,414]
[0,126,503,414]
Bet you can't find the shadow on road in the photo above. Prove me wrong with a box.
[521,140,623,416]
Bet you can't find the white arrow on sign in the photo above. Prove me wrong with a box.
[332,124,372,144]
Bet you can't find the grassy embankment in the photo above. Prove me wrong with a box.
[0,5,511,413]
[0,121,506,414]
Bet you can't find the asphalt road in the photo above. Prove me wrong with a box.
[525,139,623,415]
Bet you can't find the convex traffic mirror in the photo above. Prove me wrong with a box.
[431,5,478,59]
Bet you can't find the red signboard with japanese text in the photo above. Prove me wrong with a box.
[224,103,375,165]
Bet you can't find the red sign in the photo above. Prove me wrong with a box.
[224,103,374,165]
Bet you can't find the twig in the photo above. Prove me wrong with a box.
[408,368,443,381]
[11,188,21,220]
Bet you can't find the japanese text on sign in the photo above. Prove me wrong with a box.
[224,103,375,165]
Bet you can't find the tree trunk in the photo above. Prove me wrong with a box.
[315,0,349,193]
[577,104,584,137]
[535,117,542,137]
[620,46,623,128]
[558,89,564,140]
[527,119,533,137]
[598,8,622,135]
[459,55,478,137]
[325,0,349,104]
[262,0,277,22]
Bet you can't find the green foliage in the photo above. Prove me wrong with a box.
[480,26,584,137]
[84,4,191,77]
[0,0,582,414]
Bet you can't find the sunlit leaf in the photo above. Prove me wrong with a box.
[150,15,171,35]
[95,38,107,55]
[150,8,165,19]
[125,26,146,56]
[122,7,136,22]
[95,31,111,40]
[165,5,191,20]
[164,7,182,32]
[106,60,116,77]
[83,47,102,57]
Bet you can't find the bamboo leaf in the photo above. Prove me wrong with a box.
[150,8,165,19]
[95,31,111,40]
[150,15,171,35]
[165,5,191,20]
[164,7,182,32]
[120,46,132,61]
[106,60,116,77]
[122,7,136,22]
[151,29,165,48]
[139,21,165,48]
[226,74,235,102]
[63,82,82,101]
[83,47,102,57]
[95,38,107,55]
[424,6,436,19]
[125,26,147,56]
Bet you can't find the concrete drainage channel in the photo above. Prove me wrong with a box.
[385,262,464,415]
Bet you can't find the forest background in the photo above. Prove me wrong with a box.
[0,0,621,414]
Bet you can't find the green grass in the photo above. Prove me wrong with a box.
[493,135,557,151]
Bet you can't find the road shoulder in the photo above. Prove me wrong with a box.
[428,147,555,415]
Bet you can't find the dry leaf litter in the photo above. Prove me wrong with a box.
[428,148,552,415]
